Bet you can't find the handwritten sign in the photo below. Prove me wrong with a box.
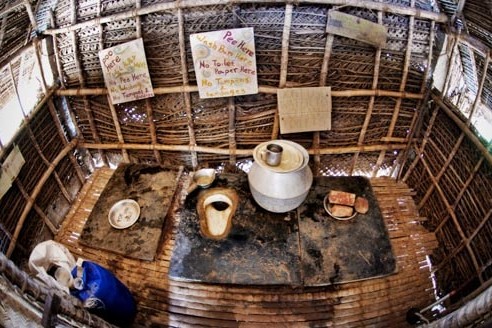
[99,38,154,104]
[190,28,258,99]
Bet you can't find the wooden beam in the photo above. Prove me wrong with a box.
[56,86,425,99]
[274,3,293,140]
[177,8,198,168]
[43,0,448,36]
[78,141,406,155]
[228,97,237,166]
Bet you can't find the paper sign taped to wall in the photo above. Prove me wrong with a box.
[0,145,25,200]
[99,38,154,104]
[190,28,258,99]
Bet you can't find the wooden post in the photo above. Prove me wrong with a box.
[315,9,335,175]
[178,8,198,168]
[374,0,415,177]
[395,21,436,179]
[48,11,65,89]
[351,8,383,175]
[70,0,108,167]
[228,97,237,166]
[274,3,293,140]
[401,102,440,183]
[33,40,47,94]
[134,6,161,164]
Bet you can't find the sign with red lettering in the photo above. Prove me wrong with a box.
[99,38,154,104]
[190,28,258,99]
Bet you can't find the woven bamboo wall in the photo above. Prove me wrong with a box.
[401,92,492,308]
[45,0,444,175]
[0,0,492,325]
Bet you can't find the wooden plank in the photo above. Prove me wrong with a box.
[326,10,387,48]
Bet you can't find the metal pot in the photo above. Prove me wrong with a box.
[248,140,313,213]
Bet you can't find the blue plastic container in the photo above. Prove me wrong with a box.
[71,261,136,326]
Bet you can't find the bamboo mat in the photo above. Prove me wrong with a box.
[56,167,438,327]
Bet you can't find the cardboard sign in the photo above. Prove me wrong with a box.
[99,38,154,104]
[277,87,332,134]
[190,28,258,99]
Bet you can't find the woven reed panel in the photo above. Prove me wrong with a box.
[0,3,33,65]
[285,5,326,86]
[191,94,230,147]
[235,94,277,148]
[151,95,190,145]
[463,0,492,50]
[142,12,182,87]
[78,25,104,87]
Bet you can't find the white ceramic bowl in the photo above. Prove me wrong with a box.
[108,199,141,229]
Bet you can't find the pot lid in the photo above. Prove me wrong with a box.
[253,140,306,173]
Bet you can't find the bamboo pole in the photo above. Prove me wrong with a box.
[47,99,85,183]
[56,86,425,99]
[228,97,237,166]
[8,62,73,204]
[48,11,65,89]
[431,208,491,284]
[401,102,440,183]
[374,0,415,177]
[0,87,56,161]
[351,8,383,175]
[178,8,198,168]
[274,3,293,140]
[442,36,458,98]
[32,40,47,94]
[144,98,162,163]
[394,20,436,179]
[106,96,130,163]
[418,51,488,209]
[417,135,465,209]
[469,51,490,120]
[97,8,129,163]
[314,10,335,174]
[43,0,447,36]
[420,156,483,285]
[450,157,484,212]
[431,92,492,166]
[22,0,37,30]
[13,179,58,234]
[6,139,78,257]
[135,7,161,164]
[70,0,107,167]
[78,141,406,155]
[135,8,162,164]
[0,15,8,52]
[456,32,492,58]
